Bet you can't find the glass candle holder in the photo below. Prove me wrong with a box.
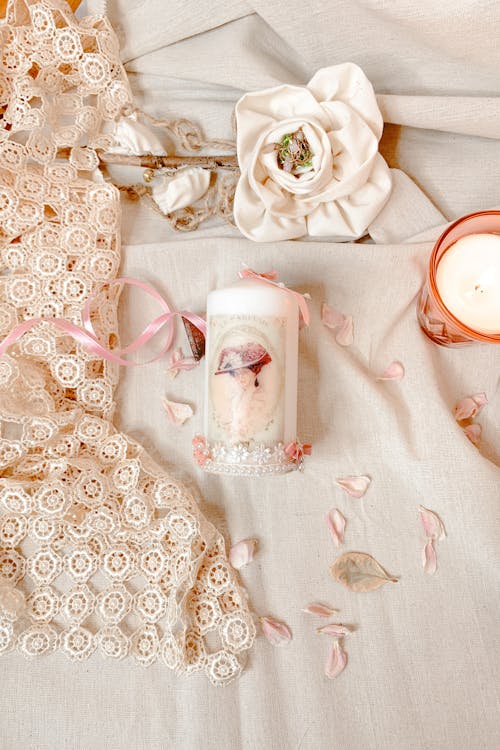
[417,210,500,347]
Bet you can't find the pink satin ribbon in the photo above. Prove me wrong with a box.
[0,277,206,366]
[238,268,310,326]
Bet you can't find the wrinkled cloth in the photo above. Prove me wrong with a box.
[2,1,499,749]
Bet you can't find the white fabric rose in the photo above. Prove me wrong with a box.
[234,63,392,242]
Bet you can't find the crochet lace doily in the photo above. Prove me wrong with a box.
[0,0,255,685]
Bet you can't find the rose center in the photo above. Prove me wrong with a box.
[275,129,314,177]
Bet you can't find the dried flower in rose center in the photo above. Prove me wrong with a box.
[275,129,314,176]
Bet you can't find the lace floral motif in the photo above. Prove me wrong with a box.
[0,0,254,685]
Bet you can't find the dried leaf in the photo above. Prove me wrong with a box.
[330,552,398,592]
[325,508,346,547]
[324,640,347,679]
[229,538,257,569]
[321,302,345,329]
[463,423,481,445]
[335,315,354,346]
[162,398,194,425]
[336,475,371,498]
[167,348,198,379]
[317,623,351,638]
[302,603,339,618]
[454,392,488,421]
[376,360,405,381]
[422,539,437,575]
[418,505,446,541]
[260,616,292,646]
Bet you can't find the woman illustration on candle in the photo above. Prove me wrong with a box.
[210,332,282,443]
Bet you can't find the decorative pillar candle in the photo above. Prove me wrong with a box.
[192,271,310,475]
[417,211,500,346]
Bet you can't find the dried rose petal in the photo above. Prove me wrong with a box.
[324,640,348,679]
[317,623,351,638]
[167,348,198,379]
[325,508,346,547]
[418,506,446,541]
[463,423,482,446]
[335,315,354,346]
[336,475,371,498]
[422,538,437,575]
[162,398,194,425]
[302,603,339,617]
[260,616,292,646]
[454,392,488,421]
[229,538,257,569]
[321,303,345,329]
[376,360,405,381]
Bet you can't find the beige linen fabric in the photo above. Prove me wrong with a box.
[2,1,500,749]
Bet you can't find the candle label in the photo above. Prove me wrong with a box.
[207,314,286,445]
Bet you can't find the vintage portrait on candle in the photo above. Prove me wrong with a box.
[208,315,286,444]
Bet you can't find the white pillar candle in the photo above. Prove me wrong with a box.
[436,233,500,334]
[200,277,299,476]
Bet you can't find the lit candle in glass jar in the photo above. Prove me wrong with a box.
[417,211,500,346]
[193,272,309,476]
[435,234,500,335]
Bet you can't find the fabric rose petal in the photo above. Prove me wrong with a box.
[234,63,392,242]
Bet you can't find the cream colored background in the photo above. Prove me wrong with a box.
[2,2,500,749]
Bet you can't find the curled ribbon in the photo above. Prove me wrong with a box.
[238,268,311,326]
[0,277,206,366]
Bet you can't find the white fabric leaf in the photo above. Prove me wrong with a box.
[152,168,210,214]
[106,114,167,156]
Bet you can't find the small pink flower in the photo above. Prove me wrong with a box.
[192,435,210,467]
[285,440,312,468]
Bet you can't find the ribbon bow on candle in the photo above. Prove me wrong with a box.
[238,268,311,326]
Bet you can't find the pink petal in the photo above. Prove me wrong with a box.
[336,475,371,498]
[325,508,346,547]
[162,398,194,425]
[302,603,339,618]
[463,423,481,446]
[472,392,488,409]
[260,616,292,646]
[229,538,257,569]
[376,360,405,381]
[422,539,437,575]
[324,640,348,679]
[317,623,351,638]
[167,348,198,379]
[321,302,345,329]
[335,315,354,346]
[454,392,488,420]
[418,505,446,541]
